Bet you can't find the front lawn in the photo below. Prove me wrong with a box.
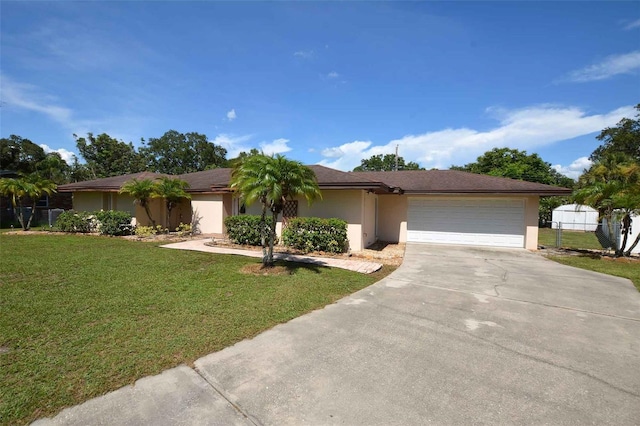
[0,234,394,425]
[547,255,640,292]
[538,227,602,250]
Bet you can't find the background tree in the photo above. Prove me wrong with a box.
[225,148,261,168]
[0,175,57,230]
[451,148,575,186]
[69,156,93,183]
[353,154,423,172]
[154,177,191,229]
[140,130,227,175]
[0,135,47,174]
[35,152,72,184]
[451,147,575,225]
[590,104,640,162]
[230,154,321,266]
[75,133,145,179]
[119,178,159,227]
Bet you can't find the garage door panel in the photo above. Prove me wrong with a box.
[407,198,525,248]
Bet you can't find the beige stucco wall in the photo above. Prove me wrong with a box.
[134,198,165,227]
[191,194,227,235]
[73,192,104,212]
[241,190,368,251]
[524,195,539,250]
[362,191,377,248]
[377,194,408,243]
[113,194,136,216]
[298,190,365,251]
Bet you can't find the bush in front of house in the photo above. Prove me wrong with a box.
[54,210,97,233]
[224,215,274,246]
[94,210,134,236]
[56,210,133,236]
[282,217,348,254]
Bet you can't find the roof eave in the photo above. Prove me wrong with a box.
[401,189,572,196]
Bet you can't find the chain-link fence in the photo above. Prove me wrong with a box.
[548,221,619,250]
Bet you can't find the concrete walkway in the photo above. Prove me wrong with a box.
[160,239,383,274]
[33,244,640,425]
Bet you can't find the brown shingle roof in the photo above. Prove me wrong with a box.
[351,170,571,195]
[178,168,232,193]
[57,172,168,192]
[57,166,571,196]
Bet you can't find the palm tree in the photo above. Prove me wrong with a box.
[574,154,640,256]
[155,177,191,229]
[230,154,321,266]
[0,175,57,230]
[119,178,158,227]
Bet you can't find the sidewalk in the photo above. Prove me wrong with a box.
[160,239,383,274]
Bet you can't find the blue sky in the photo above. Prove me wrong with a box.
[1,1,639,179]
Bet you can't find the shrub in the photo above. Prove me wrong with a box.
[54,211,96,233]
[135,225,167,238]
[224,215,274,246]
[282,217,348,254]
[94,210,133,236]
[175,222,192,237]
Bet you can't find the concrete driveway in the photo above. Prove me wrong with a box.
[37,244,640,425]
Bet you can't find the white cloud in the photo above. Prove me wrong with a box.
[318,105,636,171]
[226,108,237,121]
[623,18,640,30]
[553,157,592,180]
[39,144,76,163]
[327,71,339,79]
[260,138,291,155]
[294,50,314,59]
[0,73,106,136]
[565,51,640,82]
[1,74,73,125]
[210,134,253,158]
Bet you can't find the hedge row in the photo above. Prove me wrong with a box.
[225,215,348,253]
[224,215,273,246]
[282,217,348,254]
[55,210,133,236]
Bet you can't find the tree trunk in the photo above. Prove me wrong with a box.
[617,213,631,257]
[624,232,640,256]
[267,212,278,266]
[167,204,173,231]
[25,200,37,230]
[260,203,268,266]
[14,198,26,230]
[142,201,155,227]
[603,211,617,254]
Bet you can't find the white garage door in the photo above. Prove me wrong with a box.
[407,198,525,248]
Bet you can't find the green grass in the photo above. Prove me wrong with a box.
[0,234,394,425]
[547,255,640,292]
[538,227,602,250]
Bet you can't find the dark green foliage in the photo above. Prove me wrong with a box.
[450,147,575,187]
[140,130,227,174]
[282,217,348,254]
[0,135,47,174]
[353,154,423,172]
[591,104,640,162]
[224,215,273,246]
[54,210,96,233]
[75,133,146,179]
[94,210,134,236]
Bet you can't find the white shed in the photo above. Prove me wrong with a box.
[552,204,598,231]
